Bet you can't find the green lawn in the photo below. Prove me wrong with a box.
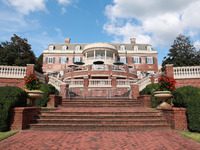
[0,130,19,141]
[179,131,200,143]
[41,107,54,111]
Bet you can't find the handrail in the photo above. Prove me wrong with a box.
[0,65,26,78]
[173,66,200,79]
[34,71,46,83]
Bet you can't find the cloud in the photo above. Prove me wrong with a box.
[61,7,67,14]
[57,0,71,5]
[3,0,48,15]
[104,0,200,48]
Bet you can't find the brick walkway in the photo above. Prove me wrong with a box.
[1,130,199,150]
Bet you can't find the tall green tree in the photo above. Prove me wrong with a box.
[0,34,36,66]
[35,54,43,73]
[162,34,200,69]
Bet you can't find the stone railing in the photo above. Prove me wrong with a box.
[34,71,46,83]
[136,76,151,91]
[0,65,27,78]
[65,79,84,88]
[112,67,126,72]
[173,66,200,79]
[117,79,130,88]
[89,79,112,87]
[48,76,65,91]
[91,64,109,71]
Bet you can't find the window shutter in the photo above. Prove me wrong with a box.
[126,57,128,63]
[73,57,74,63]
[145,58,147,63]
[139,58,142,63]
[80,57,82,62]
[46,57,48,63]
[118,57,120,61]
[153,58,155,64]
[53,57,55,63]
[59,57,61,63]
[132,57,134,63]
[66,57,68,63]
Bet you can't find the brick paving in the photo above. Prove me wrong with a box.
[0,130,199,150]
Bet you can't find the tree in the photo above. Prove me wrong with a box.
[0,34,36,66]
[162,34,200,69]
[35,54,43,73]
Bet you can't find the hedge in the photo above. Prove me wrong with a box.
[139,83,163,108]
[0,86,27,132]
[173,86,200,132]
[35,84,59,107]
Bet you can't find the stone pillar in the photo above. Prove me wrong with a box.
[60,84,69,98]
[165,64,174,78]
[26,64,34,75]
[47,94,62,107]
[10,107,41,130]
[111,77,117,88]
[45,74,49,83]
[138,95,151,108]
[105,50,107,60]
[151,74,154,83]
[84,77,89,97]
[157,107,188,131]
[130,84,139,99]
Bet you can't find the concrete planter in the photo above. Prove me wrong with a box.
[154,91,173,108]
[27,91,44,107]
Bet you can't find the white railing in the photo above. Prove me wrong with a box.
[48,76,65,91]
[112,67,126,72]
[173,66,200,79]
[116,79,130,88]
[65,79,84,88]
[89,79,112,87]
[136,76,151,91]
[34,71,46,83]
[0,65,27,78]
[92,64,109,71]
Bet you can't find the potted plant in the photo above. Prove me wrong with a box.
[24,73,44,107]
[154,75,176,108]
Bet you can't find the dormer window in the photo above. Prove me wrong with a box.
[62,45,67,51]
[147,46,152,52]
[49,45,54,51]
[134,46,138,51]
[120,45,125,51]
[75,45,81,51]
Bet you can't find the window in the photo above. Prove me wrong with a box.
[46,57,55,63]
[147,71,155,75]
[134,46,138,51]
[73,57,82,62]
[132,57,141,64]
[146,57,154,64]
[147,46,152,52]
[62,45,67,51]
[120,57,126,63]
[59,57,68,63]
[120,45,125,51]
[137,71,142,76]
[49,45,54,51]
[75,45,81,51]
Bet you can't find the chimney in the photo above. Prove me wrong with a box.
[65,38,71,43]
[130,38,136,44]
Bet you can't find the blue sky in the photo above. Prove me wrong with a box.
[1,0,200,65]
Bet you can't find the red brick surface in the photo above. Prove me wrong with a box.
[176,78,200,88]
[1,130,199,150]
[0,78,25,89]
[47,94,62,107]
[138,95,151,108]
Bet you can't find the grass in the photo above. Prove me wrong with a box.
[146,108,157,111]
[179,131,200,143]
[0,130,19,141]
[41,107,54,111]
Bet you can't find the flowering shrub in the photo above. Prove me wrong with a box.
[158,75,177,91]
[24,73,40,90]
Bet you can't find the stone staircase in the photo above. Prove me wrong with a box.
[58,98,142,107]
[29,98,171,131]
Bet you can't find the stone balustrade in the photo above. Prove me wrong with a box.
[116,79,130,88]
[34,71,46,83]
[48,76,65,91]
[91,64,109,71]
[136,76,151,91]
[173,66,200,79]
[89,79,112,87]
[0,65,27,78]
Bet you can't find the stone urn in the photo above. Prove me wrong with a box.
[154,91,173,108]
[27,91,44,107]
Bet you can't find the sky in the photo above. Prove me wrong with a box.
[1,0,200,65]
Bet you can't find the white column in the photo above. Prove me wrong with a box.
[94,50,96,60]
[105,50,107,60]
[86,52,87,60]
[113,53,115,60]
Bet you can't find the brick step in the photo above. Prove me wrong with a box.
[59,104,143,107]
[38,115,163,119]
[60,101,141,104]
[34,119,167,124]
[30,123,170,130]
[61,99,139,102]
[62,98,134,101]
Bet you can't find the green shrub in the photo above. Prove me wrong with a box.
[139,83,163,108]
[0,86,27,132]
[173,86,200,132]
[36,84,59,107]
